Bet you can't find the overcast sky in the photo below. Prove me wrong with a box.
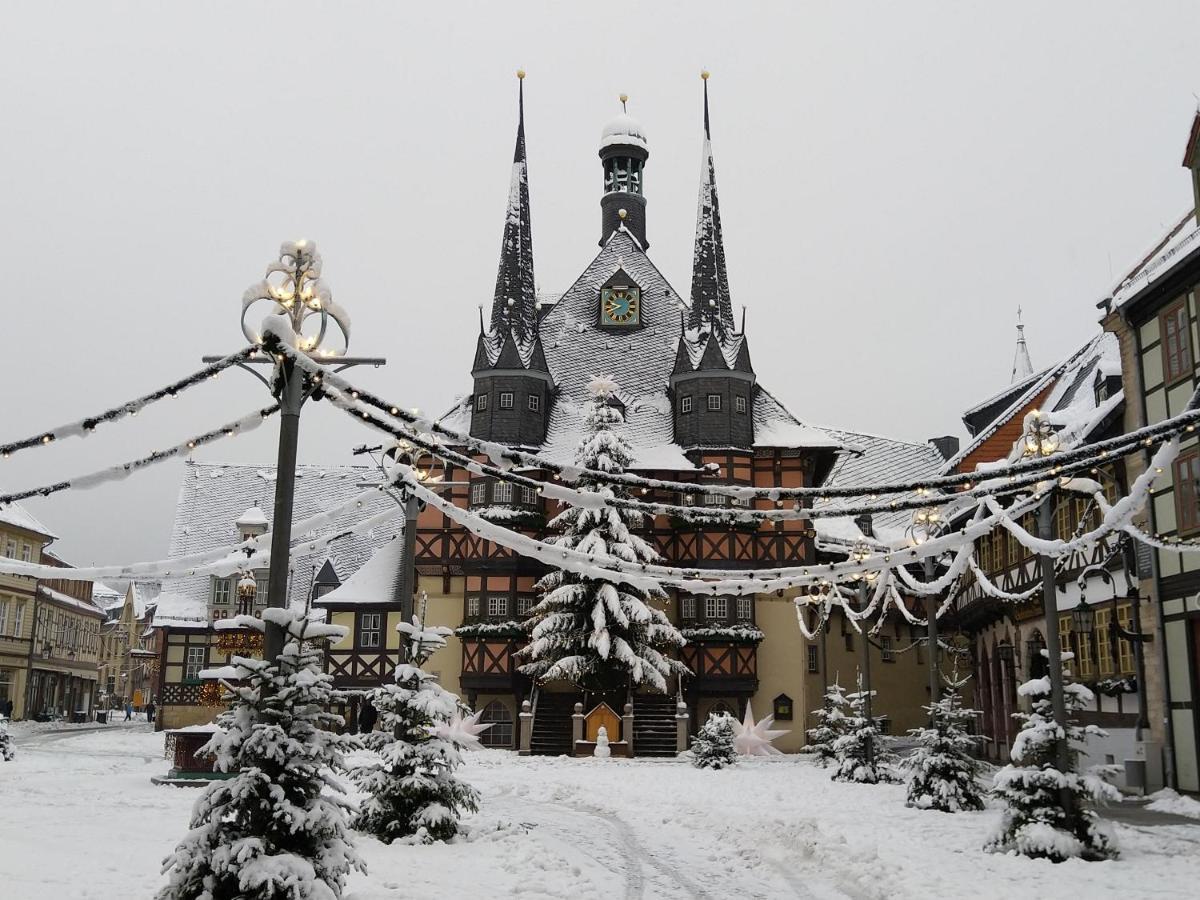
[2,1,1199,568]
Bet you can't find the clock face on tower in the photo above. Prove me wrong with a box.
[601,287,640,326]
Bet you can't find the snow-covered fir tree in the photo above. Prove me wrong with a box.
[520,376,688,693]
[831,671,895,784]
[805,679,849,767]
[158,609,363,900]
[691,713,738,769]
[352,616,480,844]
[903,669,984,812]
[985,658,1119,861]
[0,712,14,762]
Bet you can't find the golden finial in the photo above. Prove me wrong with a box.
[618,208,628,220]
[517,69,525,80]
[701,70,710,80]
[619,93,628,113]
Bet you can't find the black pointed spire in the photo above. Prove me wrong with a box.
[490,70,537,345]
[688,71,735,336]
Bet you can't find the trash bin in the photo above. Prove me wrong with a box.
[96,711,107,724]
[71,710,86,724]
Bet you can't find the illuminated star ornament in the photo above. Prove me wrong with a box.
[732,704,789,756]
[430,710,493,751]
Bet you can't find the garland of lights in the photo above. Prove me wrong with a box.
[275,334,1200,503]
[0,482,400,582]
[0,405,280,506]
[0,346,257,460]
[319,367,1164,540]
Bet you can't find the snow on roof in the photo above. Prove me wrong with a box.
[947,332,1122,474]
[38,585,105,617]
[129,581,161,618]
[961,367,1046,422]
[151,460,400,629]
[601,112,647,150]
[814,428,948,547]
[1111,210,1199,310]
[313,534,405,606]
[754,389,846,451]
[235,504,269,529]
[0,501,58,540]
[91,582,122,609]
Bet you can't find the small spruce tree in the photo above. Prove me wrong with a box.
[805,680,848,767]
[520,376,689,693]
[691,713,738,769]
[158,609,363,900]
[352,616,480,844]
[831,670,895,784]
[903,669,984,812]
[985,659,1119,861]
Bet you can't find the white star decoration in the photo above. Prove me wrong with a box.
[731,704,789,756]
[430,710,492,751]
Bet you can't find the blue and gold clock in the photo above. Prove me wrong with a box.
[601,287,640,325]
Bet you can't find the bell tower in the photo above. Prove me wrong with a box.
[599,94,649,249]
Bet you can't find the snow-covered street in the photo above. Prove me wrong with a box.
[2,725,1199,899]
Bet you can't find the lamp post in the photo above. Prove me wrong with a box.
[849,517,877,763]
[205,241,384,664]
[908,506,946,721]
[1024,410,1073,804]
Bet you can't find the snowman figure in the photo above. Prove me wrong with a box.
[593,725,611,759]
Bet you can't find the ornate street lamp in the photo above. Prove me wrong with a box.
[996,640,1015,664]
[237,572,257,616]
[1071,597,1095,635]
[907,505,948,716]
[1023,409,1073,810]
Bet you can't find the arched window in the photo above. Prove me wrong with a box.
[479,701,514,749]
[708,701,735,721]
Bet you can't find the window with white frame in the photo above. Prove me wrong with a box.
[475,394,487,411]
[499,392,514,409]
[528,394,540,412]
[359,613,382,648]
[735,395,747,414]
[517,595,535,616]
[736,596,753,621]
[493,481,513,504]
[807,645,819,673]
[521,485,538,506]
[466,596,480,618]
[680,396,693,414]
[880,636,894,662]
[702,492,726,507]
[680,596,696,619]
[13,601,24,638]
[0,599,8,635]
[705,596,728,621]
[4,539,15,558]
[212,577,231,607]
[185,646,206,681]
[487,595,509,618]
[20,544,31,563]
[470,481,487,505]
[707,394,721,411]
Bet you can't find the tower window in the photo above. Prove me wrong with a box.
[680,396,693,414]
[528,394,540,412]
[735,396,747,414]
[499,392,514,409]
[475,394,487,412]
[707,394,721,411]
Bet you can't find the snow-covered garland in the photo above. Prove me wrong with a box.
[390,438,1173,602]
[315,359,1169,528]
[454,620,525,639]
[275,335,1200,505]
[0,346,257,460]
[679,625,765,644]
[0,482,401,582]
[0,404,279,506]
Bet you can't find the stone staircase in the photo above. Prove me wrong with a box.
[632,693,680,758]
[529,691,579,756]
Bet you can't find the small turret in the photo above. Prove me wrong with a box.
[1011,308,1034,383]
[670,330,755,450]
[599,94,650,249]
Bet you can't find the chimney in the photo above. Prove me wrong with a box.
[929,435,960,461]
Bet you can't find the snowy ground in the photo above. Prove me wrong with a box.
[2,725,1199,899]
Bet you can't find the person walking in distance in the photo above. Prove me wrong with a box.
[358,697,378,735]
[124,700,133,722]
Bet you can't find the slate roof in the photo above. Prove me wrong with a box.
[152,460,402,629]
[313,534,405,606]
[1111,209,1199,311]
[129,581,161,619]
[813,428,948,547]
[0,500,57,540]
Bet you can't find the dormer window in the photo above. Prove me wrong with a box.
[475,394,488,412]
